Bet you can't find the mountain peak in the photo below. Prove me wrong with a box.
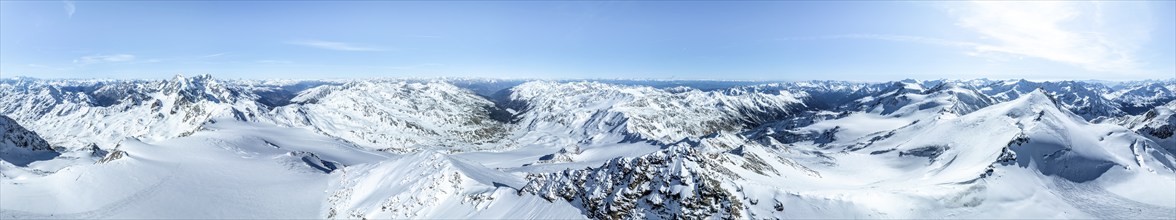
[1024,88,1057,105]
[987,87,1087,122]
[168,74,215,84]
[1006,88,1066,114]
[159,74,231,102]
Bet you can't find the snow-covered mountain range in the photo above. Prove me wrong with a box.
[1,75,1174,219]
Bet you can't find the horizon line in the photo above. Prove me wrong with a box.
[2,73,1176,84]
[3,73,1175,84]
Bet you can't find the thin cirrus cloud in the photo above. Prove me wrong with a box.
[801,34,982,48]
[198,52,229,58]
[950,1,1150,73]
[63,1,76,18]
[286,40,383,51]
[256,60,293,64]
[74,54,135,64]
[802,1,1155,75]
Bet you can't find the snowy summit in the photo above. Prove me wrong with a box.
[2,1,1175,219]
[1,76,1174,219]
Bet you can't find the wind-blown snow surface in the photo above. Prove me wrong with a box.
[1,75,1174,219]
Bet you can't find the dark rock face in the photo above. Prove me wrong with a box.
[0,115,53,152]
[0,115,58,166]
[1142,124,1174,139]
[521,146,744,219]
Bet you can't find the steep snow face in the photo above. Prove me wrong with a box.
[979,80,1125,121]
[1115,100,1176,150]
[0,120,391,219]
[967,91,1176,217]
[0,115,57,167]
[266,81,508,152]
[1110,81,1176,114]
[324,152,582,219]
[0,75,269,150]
[713,84,1173,219]
[0,115,52,152]
[509,81,804,144]
[724,89,1176,218]
[3,77,1176,219]
[846,89,1175,185]
[841,82,995,117]
[970,90,1174,179]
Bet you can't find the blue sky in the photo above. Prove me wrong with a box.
[1,1,1173,80]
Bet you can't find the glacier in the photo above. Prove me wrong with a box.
[1,75,1174,219]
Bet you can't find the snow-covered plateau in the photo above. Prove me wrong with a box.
[1,75,1174,219]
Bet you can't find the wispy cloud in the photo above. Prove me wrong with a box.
[74,54,135,64]
[199,52,228,58]
[256,60,293,64]
[287,40,383,51]
[791,1,1154,75]
[63,1,76,18]
[949,1,1149,72]
[791,34,981,48]
[133,58,163,64]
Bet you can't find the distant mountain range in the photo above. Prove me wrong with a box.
[1,75,1173,219]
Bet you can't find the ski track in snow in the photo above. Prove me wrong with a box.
[1050,178,1176,219]
[0,175,175,219]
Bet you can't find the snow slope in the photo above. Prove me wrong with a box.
[1114,100,1176,153]
[264,80,509,152]
[0,115,59,172]
[978,80,1127,121]
[324,151,582,219]
[1,77,1174,219]
[0,120,388,219]
[508,81,804,145]
[0,75,269,150]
